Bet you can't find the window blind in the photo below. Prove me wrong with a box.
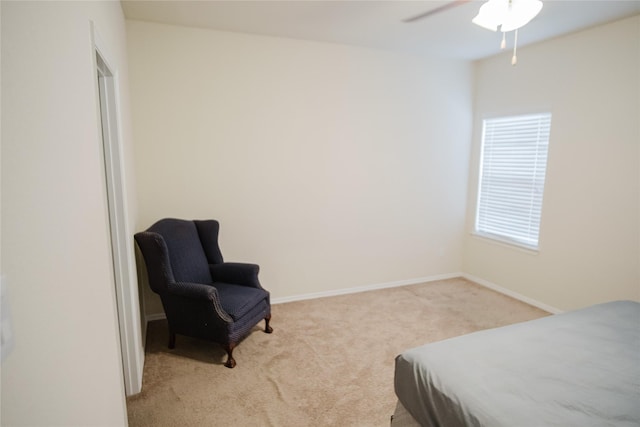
[475,113,552,249]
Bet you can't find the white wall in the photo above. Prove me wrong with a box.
[463,15,640,312]
[1,1,138,424]
[126,20,472,314]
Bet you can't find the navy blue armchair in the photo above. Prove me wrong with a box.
[134,218,272,368]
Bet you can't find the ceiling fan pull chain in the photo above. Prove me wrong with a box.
[511,29,518,65]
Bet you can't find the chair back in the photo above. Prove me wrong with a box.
[147,218,213,284]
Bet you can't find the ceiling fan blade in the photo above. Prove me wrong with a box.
[402,0,472,23]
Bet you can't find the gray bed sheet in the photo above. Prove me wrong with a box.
[394,300,640,427]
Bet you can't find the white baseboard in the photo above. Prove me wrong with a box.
[461,273,562,314]
[271,273,461,305]
[142,274,460,323]
[142,272,561,324]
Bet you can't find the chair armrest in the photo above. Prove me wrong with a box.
[168,281,218,301]
[168,282,232,322]
[209,263,261,288]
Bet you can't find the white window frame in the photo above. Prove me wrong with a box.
[474,112,552,251]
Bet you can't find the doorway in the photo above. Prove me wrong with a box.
[95,36,143,396]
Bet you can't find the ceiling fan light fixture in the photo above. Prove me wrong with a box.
[502,0,543,31]
[472,0,543,65]
[472,0,543,32]
[472,0,505,31]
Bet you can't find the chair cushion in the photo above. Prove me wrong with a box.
[215,282,268,321]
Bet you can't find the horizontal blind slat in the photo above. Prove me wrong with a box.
[475,113,551,249]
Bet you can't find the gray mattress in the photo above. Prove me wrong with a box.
[394,300,640,427]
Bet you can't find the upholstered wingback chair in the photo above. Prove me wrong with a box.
[134,218,272,368]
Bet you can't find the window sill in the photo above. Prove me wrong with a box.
[471,232,540,255]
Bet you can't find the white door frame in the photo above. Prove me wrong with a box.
[92,22,144,396]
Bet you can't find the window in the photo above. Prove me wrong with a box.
[475,113,552,250]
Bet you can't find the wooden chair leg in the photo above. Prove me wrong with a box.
[224,343,237,368]
[264,314,273,334]
[168,331,176,349]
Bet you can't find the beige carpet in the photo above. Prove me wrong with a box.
[126,278,548,426]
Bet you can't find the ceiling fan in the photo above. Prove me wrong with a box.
[402,0,544,65]
[402,0,472,23]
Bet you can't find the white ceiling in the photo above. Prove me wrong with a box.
[121,0,640,60]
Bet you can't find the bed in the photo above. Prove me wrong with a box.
[392,300,640,427]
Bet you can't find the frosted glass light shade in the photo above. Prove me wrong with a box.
[472,0,543,32]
